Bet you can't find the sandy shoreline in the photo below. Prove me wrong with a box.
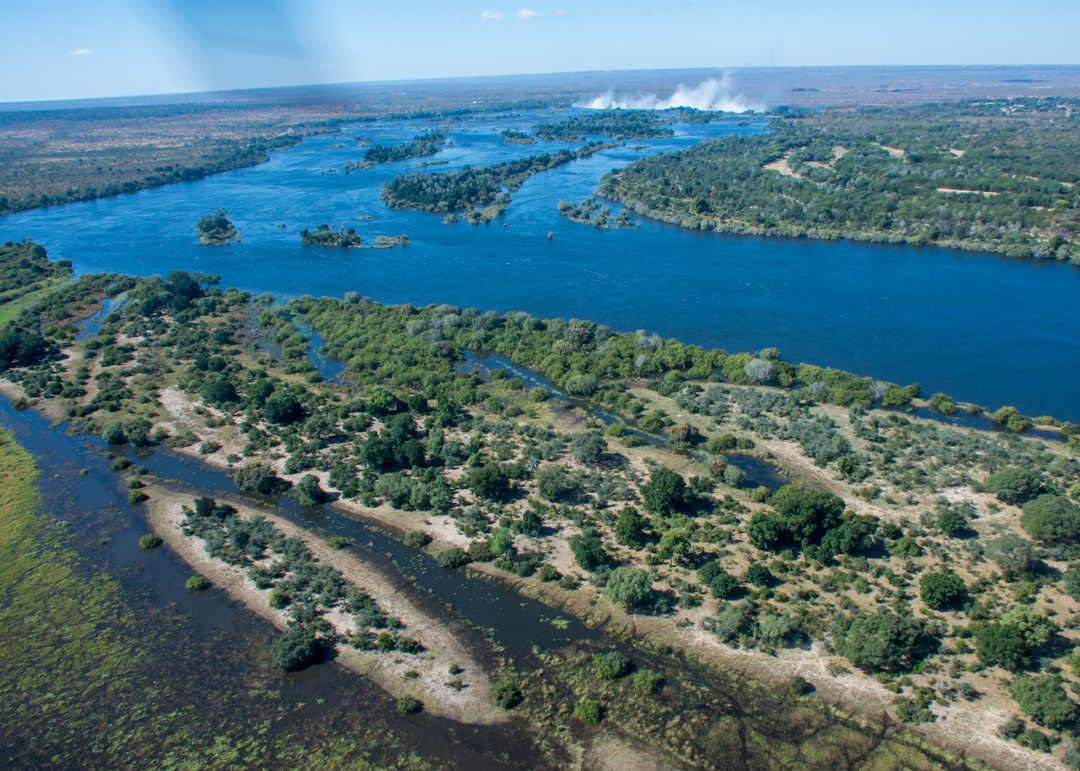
[144,486,505,726]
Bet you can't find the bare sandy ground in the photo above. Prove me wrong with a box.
[145,487,505,726]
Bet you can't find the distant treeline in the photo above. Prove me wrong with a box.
[363,131,446,164]
[382,142,617,212]
[602,98,1080,264]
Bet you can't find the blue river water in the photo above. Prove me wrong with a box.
[2,111,1078,420]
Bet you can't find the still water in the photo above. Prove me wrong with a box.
[2,111,1078,420]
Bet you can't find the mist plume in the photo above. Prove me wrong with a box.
[576,74,762,113]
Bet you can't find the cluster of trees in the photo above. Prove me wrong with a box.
[500,130,536,145]
[382,143,615,212]
[300,224,364,248]
[363,131,446,163]
[601,98,1080,263]
[534,110,674,141]
[196,209,237,245]
[557,198,634,229]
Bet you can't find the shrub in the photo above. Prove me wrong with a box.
[327,535,347,549]
[744,564,773,587]
[919,571,965,610]
[437,547,471,569]
[937,508,968,536]
[709,572,739,600]
[834,612,927,672]
[535,463,577,501]
[604,567,653,609]
[593,651,632,679]
[185,575,209,591]
[1021,495,1080,543]
[641,467,687,518]
[296,474,327,507]
[102,422,126,445]
[573,699,603,724]
[268,589,288,609]
[697,560,723,585]
[614,506,646,547]
[1009,676,1077,728]
[403,530,431,549]
[271,623,321,672]
[632,669,665,695]
[234,464,291,495]
[975,622,1031,672]
[129,489,149,505]
[395,696,422,715]
[264,390,303,425]
[138,533,163,550]
[490,681,523,709]
[569,432,607,464]
[570,534,607,571]
[469,464,509,501]
[983,467,1043,505]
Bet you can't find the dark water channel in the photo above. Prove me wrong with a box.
[1,110,1077,421]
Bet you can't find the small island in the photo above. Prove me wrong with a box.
[196,209,239,245]
[363,131,447,164]
[500,129,536,145]
[535,110,674,141]
[300,225,409,248]
[558,197,635,229]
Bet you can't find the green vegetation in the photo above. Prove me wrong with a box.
[602,99,1080,264]
[363,131,446,163]
[572,698,604,723]
[300,224,364,247]
[557,197,634,229]
[382,143,616,212]
[196,209,238,245]
[139,533,163,550]
[535,110,674,141]
[500,129,536,145]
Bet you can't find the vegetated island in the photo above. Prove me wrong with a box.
[601,98,1080,265]
[500,130,537,145]
[557,197,636,229]
[382,142,618,213]
[300,225,409,248]
[3,240,1080,769]
[363,131,447,164]
[196,209,239,245]
[535,109,675,141]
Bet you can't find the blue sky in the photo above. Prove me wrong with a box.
[3,0,1077,103]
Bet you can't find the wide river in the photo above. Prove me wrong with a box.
[2,111,1079,420]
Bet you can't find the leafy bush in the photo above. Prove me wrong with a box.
[640,467,687,518]
[919,571,965,610]
[437,547,471,569]
[490,681,523,709]
[569,432,607,464]
[983,467,1044,505]
[469,464,509,501]
[709,572,739,600]
[327,535,347,549]
[592,651,632,679]
[101,422,126,445]
[1021,495,1080,543]
[138,533,163,550]
[1009,676,1077,728]
[570,533,607,571]
[614,506,646,547]
[403,530,431,549]
[185,575,209,591]
[936,507,968,536]
[573,699,603,724]
[234,464,291,495]
[975,623,1032,672]
[271,623,321,672]
[395,696,422,715]
[632,669,665,695]
[834,612,927,673]
[604,567,653,609]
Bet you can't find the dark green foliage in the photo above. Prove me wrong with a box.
[929,392,957,416]
[364,131,445,163]
[592,651,632,680]
[185,575,209,591]
[300,225,364,248]
[535,110,674,140]
[937,507,968,536]
[437,546,471,569]
[403,530,431,549]
[138,533,163,550]
[296,474,327,507]
[101,422,126,445]
[469,464,509,501]
[919,571,965,610]
[395,696,422,715]
[271,623,321,672]
[984,467,1044,505]
[614,506,646,547]
[233,464,291,495]
[535,464,577,501]
[1009,676,1078,728]
[326,535,347,550]
[1064,566,1080,602]
[632,670,665,695]
[747,485,846,553]
[570,533,607,571]
[604,567,653,609]
[744,564,773,587]
[1021,495,1080,543]
[568,432,607,464]
[709,572,739,599]
[196,209,237,245]
[490,681,523,709]
[263,390,303,425]
[976,623,1032,672]
[834,612,928,673]
[640,467,687,518]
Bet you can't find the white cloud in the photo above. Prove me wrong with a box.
[481,9,503,18]
[68,48,93,55]
[517,8,542,18]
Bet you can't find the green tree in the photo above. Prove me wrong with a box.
[641,467,687,517]
[834,612,927,673]
[296,475,326,507]
[709,572,739,600]
[919,570,965,610]
[604,567,653,609]
[983,467,1044,505]
[1021,494,1080,543]
[975,622,1031,672]
[535,463,576,501]
[573,699,603,724]
[569,432,607,464]
[271,623,321,672]
[936,507,968,536]
[234,464,290,495]
[656,527,691,565]
[1009,676,1078,728]
[614,506,646,547]
[469,464,509,501]
[571,533,607,571]
[264,390,303,425]
[592,652,632,679]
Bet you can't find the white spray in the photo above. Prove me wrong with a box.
[576,73,762,113]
